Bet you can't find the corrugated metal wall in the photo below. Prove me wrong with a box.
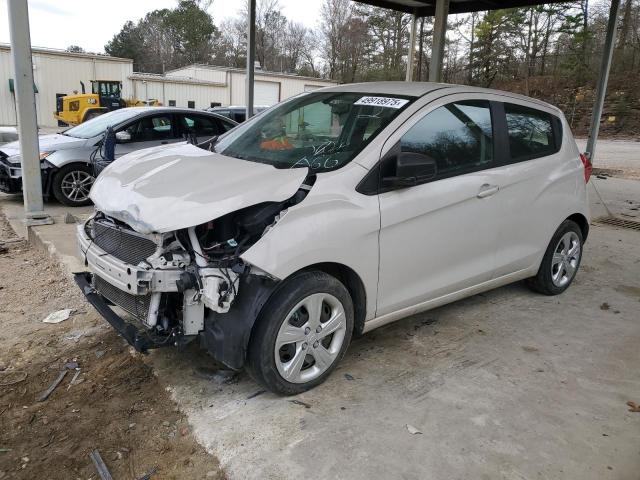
[130,77,229,109]
[0,46,133,127]
[166,66,227,84]
[0,48,15,126]
[133,70,335,110]
[0,47,336,127]
[228,71,334,106]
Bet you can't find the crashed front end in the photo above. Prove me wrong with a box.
[75,204,290,368]
[74,144,312,369]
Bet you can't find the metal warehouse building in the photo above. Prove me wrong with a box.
[0,44,336,128]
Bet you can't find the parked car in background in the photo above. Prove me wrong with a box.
[0,127,18,146]
[75,82,590,395]
[0,107,237,206]
[206,105,269,123]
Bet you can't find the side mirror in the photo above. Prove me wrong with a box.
[382,151,438,189]
[115,131,131,143]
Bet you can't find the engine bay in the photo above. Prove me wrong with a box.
[82,175,315,353]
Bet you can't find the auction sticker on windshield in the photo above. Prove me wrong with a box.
[354,96,409,109]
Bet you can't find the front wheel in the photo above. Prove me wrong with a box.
[52,164,95,207]
[527,219,583,295]
[246,271,354,395]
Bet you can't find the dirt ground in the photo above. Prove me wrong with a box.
[0,213,226,479]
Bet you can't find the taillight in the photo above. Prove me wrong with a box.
[580,153,592,183]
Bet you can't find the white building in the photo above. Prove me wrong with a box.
[133,65,336,110]
[0,44,337,128]
[0,44,134,127]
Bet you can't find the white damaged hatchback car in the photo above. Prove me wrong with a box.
[76,82,591,395]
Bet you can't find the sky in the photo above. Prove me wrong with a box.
[0,0,324,53]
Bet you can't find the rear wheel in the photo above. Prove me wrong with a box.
[246,271,354,395]
[527,220,583,295]
[52,164,95,207]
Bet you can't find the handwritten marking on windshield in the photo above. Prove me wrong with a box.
[292,156,340,170]
[289,140,350,169]
[310,140,348,156]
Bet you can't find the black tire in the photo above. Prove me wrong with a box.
[527,219,583,295]
[51,163,95,207]
[246,271,354,396]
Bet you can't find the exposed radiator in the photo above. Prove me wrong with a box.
[91,219,158,266]
[94,274,151,322]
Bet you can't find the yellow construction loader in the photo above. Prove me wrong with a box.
[54,80,161,126]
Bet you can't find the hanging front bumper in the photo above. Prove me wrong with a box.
[73,271,172,353]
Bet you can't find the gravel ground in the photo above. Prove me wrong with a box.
[0,213,226,480]
[576,138,640,179]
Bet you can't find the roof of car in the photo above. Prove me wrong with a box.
[318,81,560,112]
[209,106,269,111]
[120,106,223,115]
[115,107,238,125]
[319,81,451,96]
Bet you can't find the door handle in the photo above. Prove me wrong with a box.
[161,141,168,145]
[477,184,499,198]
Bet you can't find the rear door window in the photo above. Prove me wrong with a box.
[181,114,221,137]
[504,103,559,161]
[400,100,494,181]
[124,114,176,142]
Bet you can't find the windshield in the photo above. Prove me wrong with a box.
[214,92,415,172]
[64,109,141,138]
[92,81,121,96]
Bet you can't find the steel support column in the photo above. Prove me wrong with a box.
[246,0,256,120]
[8,0,51,225]
[585,0,621,163]
[406,13,418,81]
[429,0,450,82]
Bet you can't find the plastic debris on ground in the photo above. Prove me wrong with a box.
[406,424,423,435]
[43,309,74,324]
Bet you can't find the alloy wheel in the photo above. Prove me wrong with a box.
[274,292,347,384]
[550,231,581,287]
[61,170,94,203]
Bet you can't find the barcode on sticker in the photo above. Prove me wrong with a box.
[354,96,409,109]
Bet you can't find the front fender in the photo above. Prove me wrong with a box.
[45,146,94,169]
[241,165,380,321]
[201,274,279,369]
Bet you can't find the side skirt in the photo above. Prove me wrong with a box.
[362,267,536,333]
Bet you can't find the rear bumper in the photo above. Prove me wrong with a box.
[73,271,167,353]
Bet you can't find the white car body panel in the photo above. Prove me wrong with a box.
[241,163,381,319]
[90,143,308,234]
[374,93,500,315]
[84,81,590,339]
[491,113,589,278]
[376,170,501,316]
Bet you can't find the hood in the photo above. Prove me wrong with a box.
[0,133,86,162]
[90,143,309,234]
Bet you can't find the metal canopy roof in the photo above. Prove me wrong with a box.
[355,0,572,15]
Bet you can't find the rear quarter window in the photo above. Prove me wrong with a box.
[504,103,562,161]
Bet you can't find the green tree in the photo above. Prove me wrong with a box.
[105,0,218,73]
[473,10,520,87]
[164,0,219,65]
[66,45,85,53]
